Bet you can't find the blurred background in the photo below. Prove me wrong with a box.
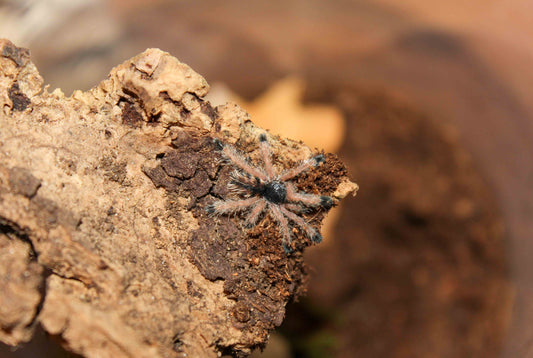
[1,0,533,357]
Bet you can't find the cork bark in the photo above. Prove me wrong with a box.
[0,39,356,358]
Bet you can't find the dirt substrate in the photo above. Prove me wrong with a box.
[279,84,511,358]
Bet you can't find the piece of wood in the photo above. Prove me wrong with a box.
[0,39,356,358]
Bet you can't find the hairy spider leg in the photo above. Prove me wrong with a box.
[207,196,261,215]
[286,183,334,209]
[228,170,261,196]
[269,204,293,253]
[282,203,309,213]
[244,200,267,228]
[222,144,268,181]
[278,154,325,182]
[280,206,322,243]
[259,134,276,180]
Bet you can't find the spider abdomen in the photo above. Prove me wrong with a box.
[262,180,287,204]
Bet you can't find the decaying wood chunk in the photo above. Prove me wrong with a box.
[0,39,357,358]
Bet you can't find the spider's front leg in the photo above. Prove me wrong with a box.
[213,138,267,181]
[278,153,325,182]
[285,183,335,209]
[259,134,276,180]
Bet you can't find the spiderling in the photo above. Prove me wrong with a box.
[206,133,334,253]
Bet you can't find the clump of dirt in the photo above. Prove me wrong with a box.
[280,84,510,358]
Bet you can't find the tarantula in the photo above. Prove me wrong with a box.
[206,134,334,253]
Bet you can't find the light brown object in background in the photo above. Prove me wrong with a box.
[209,77,345,154]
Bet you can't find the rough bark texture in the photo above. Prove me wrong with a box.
[0,39,357,358]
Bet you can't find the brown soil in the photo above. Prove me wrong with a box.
[279,85,510,358]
